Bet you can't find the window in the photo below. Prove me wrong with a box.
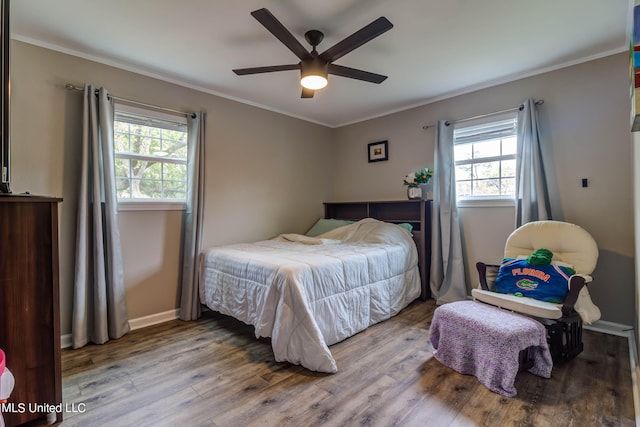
[114,104,188,204]
[453,113,518,201]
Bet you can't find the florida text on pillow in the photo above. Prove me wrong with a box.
[493,258,574,303]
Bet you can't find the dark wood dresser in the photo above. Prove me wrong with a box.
[324,200,432,300]
[0,195,62,426]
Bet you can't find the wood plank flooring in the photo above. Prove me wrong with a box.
[56,300,635,427]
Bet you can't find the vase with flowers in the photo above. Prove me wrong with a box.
[403,168,433,200]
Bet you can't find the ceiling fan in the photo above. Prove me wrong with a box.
[233,8,393,98]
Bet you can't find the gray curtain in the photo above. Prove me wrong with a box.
[430,120,467,304]
[516,99,551,226]
[179,112,206,321]
[72,85,130,348]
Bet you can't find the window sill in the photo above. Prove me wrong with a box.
[457,197,515,208]
[118,200,186,211]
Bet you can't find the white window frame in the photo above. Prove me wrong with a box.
[453,112,518,208]
[113,103,188,211]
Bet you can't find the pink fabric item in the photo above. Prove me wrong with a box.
[0,349,5,402]
[429,300,552,397]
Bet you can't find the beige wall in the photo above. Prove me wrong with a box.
[10,41,335,334]
[10,39,636,332]
[632,131,640,376]
[334,53,635,325]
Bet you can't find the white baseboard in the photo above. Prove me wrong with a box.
[127,308,180,331]
[60,334,72,349]
[60,308,181,349]
[584,319,634,337]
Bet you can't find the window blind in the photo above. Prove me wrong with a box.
[115,111,186,132]
[114,102,187,132]
[453,118,517,145]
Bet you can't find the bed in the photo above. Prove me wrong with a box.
[199,217,421,373]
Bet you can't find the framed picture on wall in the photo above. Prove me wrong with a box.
[368,140,388,162]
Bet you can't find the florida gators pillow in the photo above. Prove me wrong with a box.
[493,258,573,303]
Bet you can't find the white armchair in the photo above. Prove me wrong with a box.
[472,220,599,362]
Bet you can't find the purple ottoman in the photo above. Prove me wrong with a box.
[429,300,552,397]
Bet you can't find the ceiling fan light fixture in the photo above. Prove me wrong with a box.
[300,58,328,90]
[301,74,327,90]
[233,9,392,96]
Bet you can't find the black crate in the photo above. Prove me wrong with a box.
[541,314,584,363]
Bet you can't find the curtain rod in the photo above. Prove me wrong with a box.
[422,99,544,130]
[64,83,194,118]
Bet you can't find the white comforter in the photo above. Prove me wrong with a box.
[199,218,421,373]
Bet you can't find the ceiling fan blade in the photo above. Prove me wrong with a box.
[233,64,300,75]
[301,87,315,98]
[319,17,393,63]
[251,8,312,61]
[328,64,387,84]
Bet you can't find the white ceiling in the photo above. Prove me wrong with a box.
[11,0,631,127]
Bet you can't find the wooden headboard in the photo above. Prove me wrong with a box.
[323,200,431,300]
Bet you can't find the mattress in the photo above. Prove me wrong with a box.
[199,218,421,373]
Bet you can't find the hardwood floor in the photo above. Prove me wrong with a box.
[57,300,635,427]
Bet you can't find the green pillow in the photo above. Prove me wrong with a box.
[305,218,355,237]
[397,223,413,233]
